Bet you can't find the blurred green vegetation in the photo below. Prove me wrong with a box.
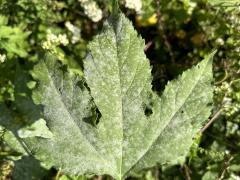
[0,0,239,179]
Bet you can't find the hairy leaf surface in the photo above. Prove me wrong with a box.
[0,13,214,179]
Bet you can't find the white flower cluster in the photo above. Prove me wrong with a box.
[42,30,69,60]
[42,30,69,50]
[125,0,142,13]
[65,21,81,44]
[78,0,103,22]
[0,54,6,63]
[181,0,196,15]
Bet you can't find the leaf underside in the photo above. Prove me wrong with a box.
[0,13,214,180]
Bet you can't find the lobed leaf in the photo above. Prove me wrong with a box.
[0,12,214,180]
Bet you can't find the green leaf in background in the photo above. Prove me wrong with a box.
[12,156,48,180]
[0,22,29,58]
[1,128,26,155]
[141,0,155,19]
[59,174,89,180]
[208,0,240,6]
[0,12,214,179]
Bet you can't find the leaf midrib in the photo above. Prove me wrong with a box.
[114,17,124,179]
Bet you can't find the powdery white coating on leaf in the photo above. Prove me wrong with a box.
[129,53,214,174]
[84,13,214,179]
[26,56,114,176]
[14,13,214,180]
[84,13,153,179]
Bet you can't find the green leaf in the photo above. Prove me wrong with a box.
[12,156,48,180]
[59,175,88,180]
[1,127,26,155]
[3,13,214,179]
[14,65,43,124]
[0,105,21,132]
[84,12,214,178]
[202,171,218,180]
[23,54,100,175]
[208,0,240,6]
[0,25,29,57]
[17,118,53,139]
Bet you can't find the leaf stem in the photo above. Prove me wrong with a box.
[183,164,192,180]
[217,155,234,180]
[200,109,222,133]
[55,168,62,180]
[214,72,229,85]
[112,0,119,16]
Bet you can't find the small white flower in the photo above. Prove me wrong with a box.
[78,0,103,22]
[65,21,81,44]
[216,38,224,46]
[0,54,6,63]
[125,0,142,13]
[42,41,51,50]
[65,21,75,33]
[47,33,58,43]
[42,31,69,50]
[58,34,69,46]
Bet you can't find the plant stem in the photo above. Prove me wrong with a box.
[217,156,234,180]
[200,109,222,133]
[55,168,62,180]
[183,164,192,180]
[112,0,119,16]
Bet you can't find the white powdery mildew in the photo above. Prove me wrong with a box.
[84,13,154,177]
[21,13,214,180]
[130,53,214,173]
[29,57,115,176]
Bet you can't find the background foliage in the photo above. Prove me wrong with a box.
[0,0,239,179]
